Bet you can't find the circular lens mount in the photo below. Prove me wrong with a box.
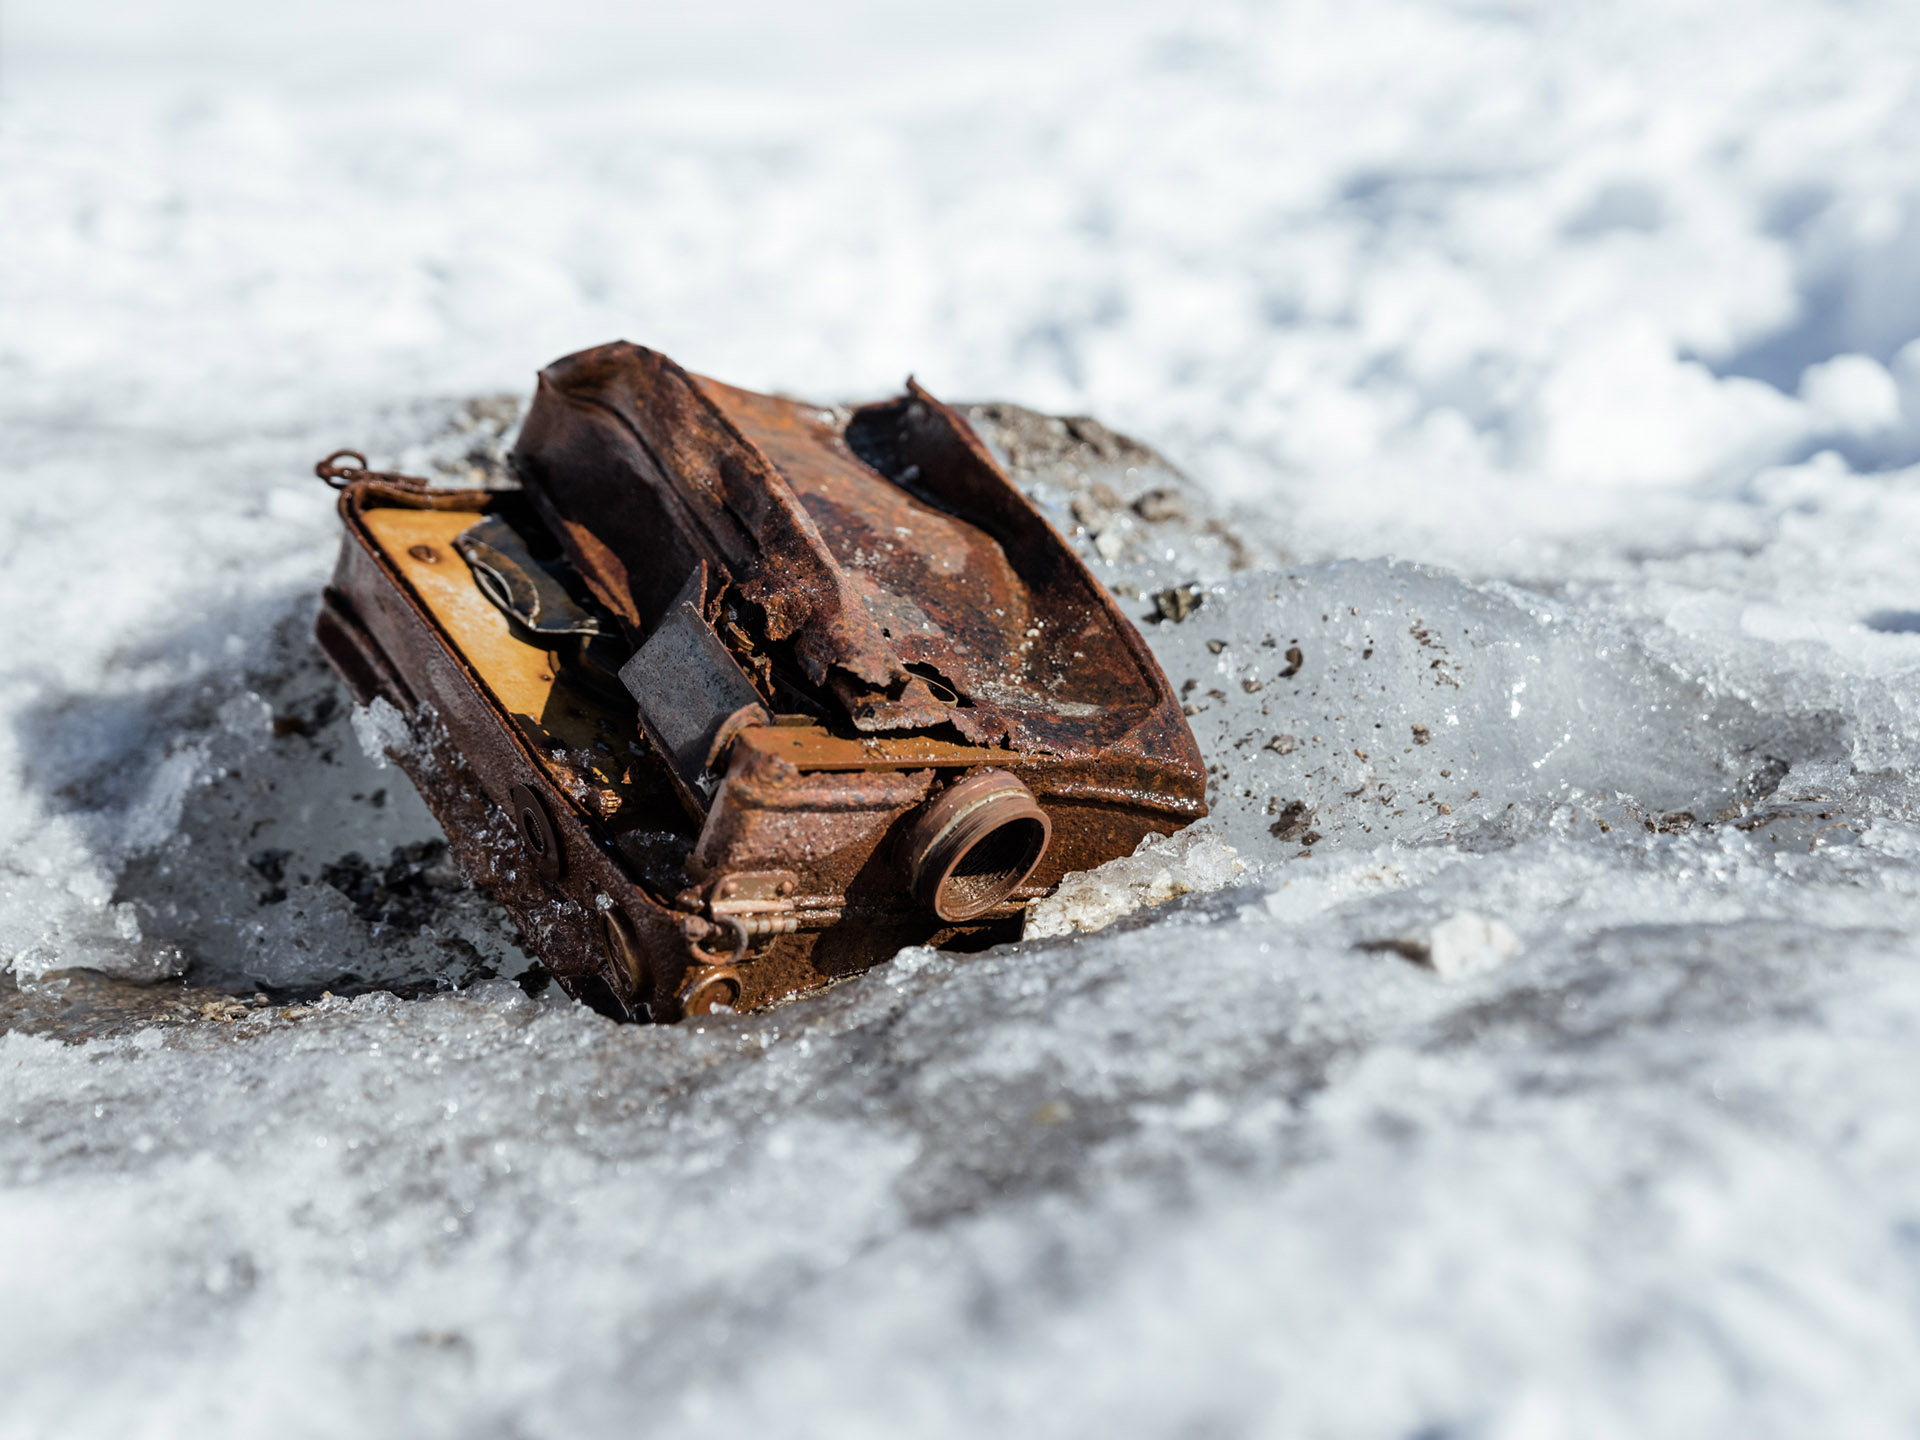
[902,769,1052,922]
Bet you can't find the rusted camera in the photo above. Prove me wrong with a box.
[315,343,1205,1020]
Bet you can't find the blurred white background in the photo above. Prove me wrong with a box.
[11,0,1919,563]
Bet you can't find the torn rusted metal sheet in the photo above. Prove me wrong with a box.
[314,342,1207,1021]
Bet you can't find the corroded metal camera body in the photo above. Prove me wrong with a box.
[316,343,1205,1020]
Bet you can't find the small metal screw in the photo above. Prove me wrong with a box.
[408,544,439,563]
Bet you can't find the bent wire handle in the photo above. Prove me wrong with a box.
[687,914,752,966]
[315,449,432,491]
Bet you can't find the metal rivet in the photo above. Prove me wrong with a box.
[507,783,563,880]
[408,544,439,563]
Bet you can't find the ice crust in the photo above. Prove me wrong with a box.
[1023,828,1244,940]
[9,1,1920,1435]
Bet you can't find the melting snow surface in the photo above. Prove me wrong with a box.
[8,2,1920,1435]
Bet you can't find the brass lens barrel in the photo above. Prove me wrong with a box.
[902,770,1051,922]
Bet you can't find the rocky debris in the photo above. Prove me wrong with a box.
[317,840,464,932]
[1267,798,1319,844]
[410,394,526,488]
[963,401,1275,597]
[1152,583,1207,622]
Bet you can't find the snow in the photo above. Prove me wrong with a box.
[8,0,1920,1434]
[1360,911,1521,979]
